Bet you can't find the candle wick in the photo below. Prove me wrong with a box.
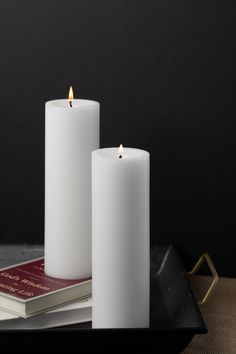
[119,155,122,159]
[69,101,73,108]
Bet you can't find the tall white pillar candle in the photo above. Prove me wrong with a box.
[92,146,150,328]
[45,92,99,279]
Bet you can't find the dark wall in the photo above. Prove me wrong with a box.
[0,0,235,276]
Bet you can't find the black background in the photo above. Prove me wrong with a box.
[0,0,235,276]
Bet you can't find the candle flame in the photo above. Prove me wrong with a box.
[118,144,123,158]
[68,86,74,102]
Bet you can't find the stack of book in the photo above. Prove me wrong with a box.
[0,257,92,329]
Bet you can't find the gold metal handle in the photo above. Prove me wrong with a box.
[188,253,218,306]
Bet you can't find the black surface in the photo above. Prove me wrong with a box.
[0,1,235,276]
[0,245,206,353]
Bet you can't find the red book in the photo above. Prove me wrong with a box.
[0,258,91,318]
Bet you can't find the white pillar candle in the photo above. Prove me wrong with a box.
[45,88,99,279]
[92,146,150,328]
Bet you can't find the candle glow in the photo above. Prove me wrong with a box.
[118,144,123,159]
[68,86,74,107]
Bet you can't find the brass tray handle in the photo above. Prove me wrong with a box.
[188,253,219,306]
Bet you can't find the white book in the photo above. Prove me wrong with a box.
[0,297,92,330]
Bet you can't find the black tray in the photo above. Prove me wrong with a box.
[0,245,207,353]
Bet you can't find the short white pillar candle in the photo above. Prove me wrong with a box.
[45,88,99,279]
[92,145,150,328]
